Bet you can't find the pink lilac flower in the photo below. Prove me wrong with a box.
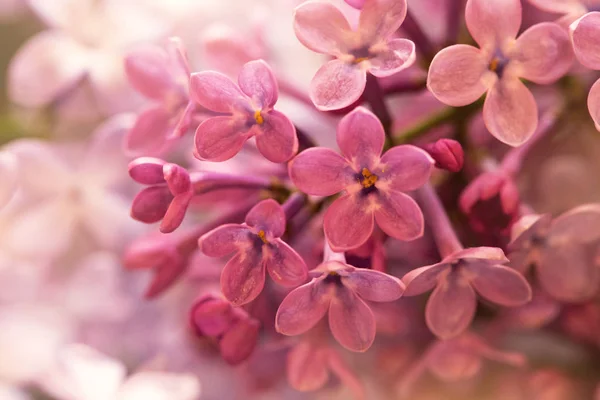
[198,199,308,305]
[0,150,17,209]
[293,0,416,110]
[508,205,600,302]
[427,0,573,146]
[124,38,202,156]
[528,0,600,24]
[190,60,298,163]
[403,184,531,339]
[275,258,404,352]
[289,107,433,251]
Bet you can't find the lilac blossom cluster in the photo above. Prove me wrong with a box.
[2,0,600,399]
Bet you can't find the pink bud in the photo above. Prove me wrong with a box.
[130,186,173,223]
[423,139,464,173]
[219,314,261,365]
[128,157,167,184]
[163,163,191,195]
[189,294,234,337]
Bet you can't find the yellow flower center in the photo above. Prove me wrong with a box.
[257,229,268,244]
[360,168,378,188]
[488,57,500,72]
[254,110,264,125]
[353,56,369,64]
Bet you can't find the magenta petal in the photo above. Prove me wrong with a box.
[329,287,376,352]
[427,44,488,107]
[358,0,407,42]
[287,341,330,392]
[189,71,247,113]
[220,251,265,305]
[342,269,404,302]
[276,279,331,335]
[238,60,278,109]
[124,46,172,100]
[511,22,573,84]
[483,77,538,146]
[194,116,248,162]
[128,157,166,184]
[538,243,600,302]
[528,0,582,14]
[324,194,374,251]
[219,318,260,365]
[378,145,433,192]
[160,192,193,233]
[293,1,353,55]
[265,240,308,286]
[256,110,298,163]
[245,199,286,238]
[551,204,600,243]
[145,256,187,298]
[467,263,532,306]
[571,12,600,69]
[131,186,172,223]
[587,79,600,131]
[310,60,367,111]
[402,263,449,296]
[198,224,250,257]
[337,107,385,169]
[125,107,172,156]
[374,191,424,241]
[450,247,509,264]
[369,38,416,78]
[465,0,522,51]
[289,148,352,196]
[426,273,477,339]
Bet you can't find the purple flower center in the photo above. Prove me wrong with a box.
[350,46,373,64]
[488,54,509,79]
[324,271,343,286]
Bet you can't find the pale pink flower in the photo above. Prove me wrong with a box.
[199,199,308,305]
[0,150,17,209]
[293,0,416,110]
[289,107,433,251]
[275,260,404,352]
[2,115,137,259]
[403,247,532,338]
[508,205,600,302]
[8,0,167,115]
[528,0,600,25]
[190,60,298,163]
[427,0,573,146]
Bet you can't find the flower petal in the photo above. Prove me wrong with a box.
[256,110,298,163]
[293,0,354,55]
[0,151,17,209]
[402,263,449,296]
[337,107,385,168]
[124,45,172,100]
[324,194,374,251]
[377,145,433,192]
[310,59,366,111]
[276,279,331,335]
[199,224,251,257]
[427,44,489,107]
[342,269,404,302]
[329,287,376,352]
[368,38,416,78]
[483,77,538,146]
[125,107,172,156]
[219,318,260,365]
[8,31,88,107]
[358,0,407,43]
[588,78,600,131]
[289,148,353,196]
[287,341,330,392]
[130,186,172,224]
[189,71,247,113]
[528,0,584,14]
[245,199,286,238]
[467,264,532,306]
[238,59,278,109]
[465,0,522,51]
[511,22,573,84]
[550,203,600,244]
[426,273,477,339]
[128,157,166,185]
[117,372,200,400]
[538,243,600,302]
[160,192,193,233]
[374,191,424,241]
[450,247,509,264]
[194,116,249,162]
[220,250,265,305]
[571,12,600,70]
[265,240,308,286]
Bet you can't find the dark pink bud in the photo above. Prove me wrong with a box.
[128,157,167,184]
[219,312,261,365]
[423,139,464,173]
[123,234,177,270]
[163,163,191,195]
[144,254,186,298]
[131,186,173,223]
[189,294,234,337]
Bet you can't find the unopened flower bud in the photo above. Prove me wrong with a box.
[423,139,464,172]
[189,294,234,337]
[219,312,261,365]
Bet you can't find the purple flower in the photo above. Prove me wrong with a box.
[198,199,308,305]
[508,205,600,302]
[293,0,416,110]
[124,38,197,156]
[190,60,298,163]
[289,107,433,251]
[427,0,573,146]
[403,247,532,339]
[275,260,404,352]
